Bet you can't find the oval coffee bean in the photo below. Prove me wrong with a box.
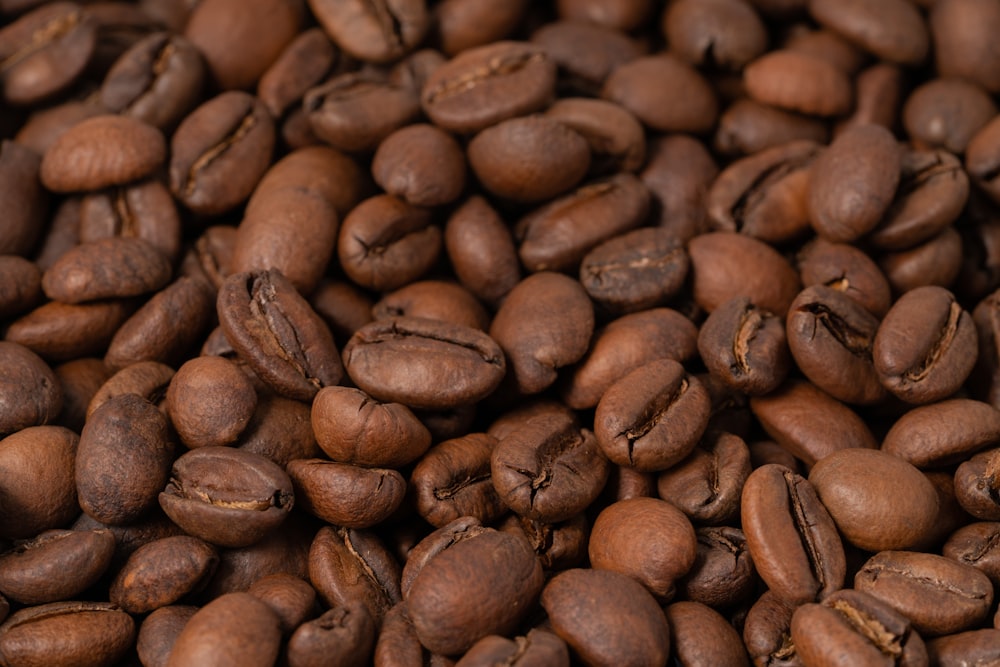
[109,536,218,614]
[666,601,752,667]
[0,341,62,436]
[457,629,570,667]
[743,50,852,117]
[287,459,406,528]
[166,592,282,667]
[136,605,198,667]
[656,432,751,526]
[372,123,466,207]
[602,54,718,133]
[166,355,257,449]
[42,237,171,305]
[308,0,428,64]
[0,602,134,667]
[810,0,929,65]
[411,433,506,527]
[677,526,755,609]
[882,398,1000,468]
[0,529,114,605]
[287,604,376,667]
[0,426,78,540]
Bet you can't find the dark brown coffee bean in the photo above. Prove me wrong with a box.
[309,0,428,64]
[287,604,376,667]
[305,71,421,153]
[810,448,939,551]
[237,394,321,467]
[808,124,902,243]
[490,272,593,395]
[873,286,977,405]
[6,299,135,363]
[86,360,174,420]
[308,526,401,627]
[790,589,928,667]
[79,179,182,264]
[785,285,885,405]
[657,432,751,526]
[689,231,801,317]
[707,140,819,244]
[602,54,717,133]
[374,280,490,332]
[594,358,710,472]
[159,446,294,548]
[954,448,1000,520]
[563,307,698,410]
[136,605,198,667]
[373,602,433,666]
[39,115,165,193]
[516,173,651,274]
[109,536,218,614]
[52,358,109,432]
[855,550,994,637]
[698,296,792,397]
[183,0,302,91]
[431,0,527,56]
[99,31,206,131]
[247,573,317,636]
[714,98,829,158]
[217,269,343,401]
[903,78,997,155]
[372,123,466,207]
[257,28,341,119]
[411,433,506,527]
[579,227,688,316]
[169,91,275,216]
[664,0,766,71]
[0,427,76,540]
[407,528,543,655]
[878,225,964,294]
[943,522,1000,589]
[0,529,113,605]
[678,526,755,609]
[497,512,588,572]
[744,50,852,117]
[666,601,751,667]
[883,399,1000,468]
[457,629,569,667]
[400,517,488,597]
[0,341,62,436]
[641,134,718,241]
[530,20,643,96]
[0,601,135,667]
[928,629,1000,666]
[796,238,893,318]
[288,459,405,528]
[932,0,1000,93]
[444,195,522,307]
[421,41,556,134]
[42,237,171,305]
[0,3,97,106]
[77,393,174,525]
[741,464,846,604]
[0,142,47,257]
[809,0,929,65]
[337,194,440,292]
[203,514,312,598]
[166,592,282,667]
[343,317,505,410]
[750,380,877,466]
[544,97,645,174]
[743,590,802,667]
[541,568,670,667]
[166,356,257,449]
[835,62,905,134]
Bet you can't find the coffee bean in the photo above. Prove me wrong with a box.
[677,526,755,609]
[744,50,852,117]
[373,123,466,207]
[530,20,642,96]
[0,141,47,257]
[545,97,646,174]
[796,237,893,318]
[257,28,340,119]
[457,629,569,667]
[714,98,829,158]
[166,592,282,667]
[954,448,1000,520]
[664,0,767,71]
[883,398,1000,468]
[374,280,490,332]
[602,54,718,133]
[0,341,62,436]
[79,180,182,263]
[109,535,218,614]
[411,432,506,527]
[42,237,171,305]
[287,459,406,528]
[657,432,751,525]
[86,360,174,419]
[743,590,801,667]
[902,78,997,155]
[247,573,317,636]
[835,62,905,134]
[287,604,376,667]
[0,601,135,667]
[136,605,198,667]
[667,600,752,667]
[237,393,321,467]
[932,0,1000,92]
[433,0,529,57]
[943,522,1000,588]
[928,629,1000,667]
[641,134,718,240]
[308,0,428,64]
[444,195,522,307]
[809,0,929,65]
[0,427,78,540]
[0,529,114,605]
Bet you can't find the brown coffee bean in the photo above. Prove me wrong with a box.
[0,601,135,667]
[374,280,490,332]
[13,102,104,160]
[308,526,401,627]
[667,601,751,667]
[203,514,312,598]
[809,0,929,65]
[677,526,755,609]
[878,225,964,294]
[562,307,698,410]
[86,360,174,420]
[136,605,198,667]
[311,279,375,343]
[305,71,422,153]
[490,272,594,395]
[698,296,792,397]
[883,399,1000,468]
[432,0,528,56]
[344,317,505,410]
[835,62,905,134]
[257,28,341,119]
[288,459,405,528]
[688,231,801,317]
[744,50,852,117]
[169,91,275,216]
[247,573,317,636]
[741,464,846,604]
[750,380,878,466]
[498,513,589,572]
[373,123,466,207]
[457,629,569,667]
[932,0,1000,93]
[545,97,646,174]
[0,142,47,257]
[715,98,829,158]
[7,299,135,363]
[79,180,182,264]
[166,356,256,449]
[664,0,766,71]
[183,0,302,90]
[39,115,165,193]
[373,602,432,666]
[52,358,109,432]
[928,629,1000,666]
[903,78,997,155]
[407,528,543,655]
[943,522,1000,588]
[0,341,62,436]
[516,173,651,274]
[421,41,556,134]
[873,286,977,404]
[77,393,175,525]
[530,20,643,96]
[42,237,171,305]
[217,269,343,401]
[400,517,488,597]
[541,568,670,667]
[743,590,802,667]
[790,589,928,667]
[0,529,114,605]
[954,448,1000,520]
[785,285,885,405]
[808,124,902,243]
[855,551,994,637]
[0,3,97,106]
[109,535,218,614]
[796,238,893,318]
[99,31,206,131]
[444,195,522,306]
[237,393,321,467]
[159,446,294,548]
[602,54,718,133]
[641,134,718,240]
[309,0,428,64]
[287,604,376,667]
[166,592,282,667]
[411,433,506,527]
[657,432,751,526]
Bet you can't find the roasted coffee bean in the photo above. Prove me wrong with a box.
[545,97,646,174]
[247,573,317,636]
[836,62,905,134]
[79,180,182,263]
[954,448,1000,520]
[498,512,589,572]
[166,356,257,449]
[0,601,135,667]
[374,280,490,332]
[878,225,964,294]
[809,0,929,65]
[169,91,275,217]
[343,317,505,410]
[657,432,751,525]
[0,142,47,257]
[0,529,114,605]
[166,592,282,667]
[400,517,488,597]
[217,269,343,401]
[372,123,466,207]
[444,195,522,307]
[287,604,376,667]
[809,448,939,551]
[86,360,174,419]
[457,629,569,667]
[943,522,1000,589]
[931,0,1000,92]
[159,446,294,548]
[0,341,62,436]
[744,50,852,117]
[203,514,312,598]
[928,629,1000,666]
[7,299,136,364]
[743,590,802,667]
[237,393,321,467]
[714,98,828,158]
[136,605,198,667]
[873,286,977,404]
[421,41,556,134]
[257,28,341,119]
[697,296,791,397]
[796,238,893,318]
[902,78,997,155]
[855,551,994,637]
[52,357,109,433]
[641,134,718,240]
[677,526,756,609]
[288,459,406,528]
[664,0,767,71]
[42,237,171,305]
[530,20,643,96]
[432,0,528,56]
[666,601,751,667]
[109,535,218,614]
[541,568,670,667]
[308,0,428,64]
[741,464,846,604]
[492,411,608,523]
[410,432,506,527]
[882,399,1000,468]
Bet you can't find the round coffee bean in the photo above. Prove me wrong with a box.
[109,536,218,614]
[372,123,466,207]
[166,592,282,667]
[0,341,62,436]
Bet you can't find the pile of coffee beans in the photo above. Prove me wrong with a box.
[5,0,1000,664]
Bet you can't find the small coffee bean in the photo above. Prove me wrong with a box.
[166,592,282,667]
[374,280,490,332]
[308,0,428,64]
[166,356,257,449]
[0,341,62,436]
[372,123,466,207]
[433,0,529,56]
[287,604,376,667]
[0,428,77,541]
[0,529,114,605]
[86,360,174,419]
[954,448,1000,520]
[602,54,718,133]
[656,431,751,525]
[287,459,406,528]
[444,195,522,306]
[136,606,198,667]
[743,590,801,667]
[42,237,171,305]
[943,522,1000,589]
[410,432,506,527]
[714,98,829,158]
[256,28,341,119]
[666,601,752,667]
[677,526,755,609]
[79,180,182,264]
[882,399,1000,468]
[641,134,718,240]
[0,601,135,667]
[109,535,218,614]
[545,97,646,173]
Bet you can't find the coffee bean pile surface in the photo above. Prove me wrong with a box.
[3,0,1000,665]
